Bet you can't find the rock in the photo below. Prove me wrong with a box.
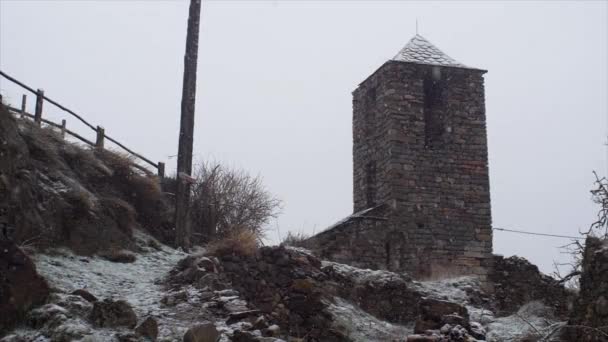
[263,324,280,337]
[226,309,262,325]
[183,323,220,342]
[0,240,50,333]
[469,321,486,340]
[231,330,258,342]
[135,316,159,341]
[406,335,439,342]
[52,293,94,317]
[197,257,217,272]
[442,314,468,327]
[414,298,469,333]
[115,332,140,342]
[71,289,98,302]
[89,299,137,328]
[194,273,223,290]
[102,249,137,263]
[27,304,69,329]
[161,290,188,306]
[253,315,269,330]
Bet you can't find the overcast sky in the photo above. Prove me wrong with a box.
[1,0,606,274]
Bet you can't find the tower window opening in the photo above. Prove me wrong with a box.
[423,77,445,148]
[365,161,377,207]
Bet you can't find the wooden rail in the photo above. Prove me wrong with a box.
[0,70,165,177]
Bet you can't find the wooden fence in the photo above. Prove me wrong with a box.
[0,70,165,178]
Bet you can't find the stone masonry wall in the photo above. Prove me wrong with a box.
[350,61,492,278]
[566,237,608,341]
[302,205,391,271]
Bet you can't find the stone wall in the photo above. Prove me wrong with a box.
[316,60,493,278]
[488,255,573,319]
[301,205,393,271]
[566,236,608,341]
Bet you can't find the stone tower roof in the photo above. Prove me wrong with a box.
[392,34,469,68]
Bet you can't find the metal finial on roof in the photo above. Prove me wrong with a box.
[416,18,418,35]
[392,34,469,68]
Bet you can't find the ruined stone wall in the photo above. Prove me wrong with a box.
[566,237,608,341]
[351,61,493,278]
[302,206,392,271]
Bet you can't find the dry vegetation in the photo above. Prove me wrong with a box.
[0,105,172,254]
[189,161,282,243]
[281,231,309,247]
[206,228,259,257]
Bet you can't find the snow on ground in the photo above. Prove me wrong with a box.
[35,240,185,317]
[485,301,562,342]
[327,298,412,342]
[414,276,478,304]
[4,238,566,342]
[321,260,411,285]
[18,230,218,341]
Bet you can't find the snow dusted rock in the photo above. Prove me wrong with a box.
[263,324,280,337]
[26,303,92,341]
[183,323,220,342]
[102,249,137,263]
[323,260,420,324]
[71,289,98,303]
[161,289,189,306]
[135,316,159,341]
[414,298,469,333]
[89,298,137,328]
[0,240,50,334]
[468,322,486,340]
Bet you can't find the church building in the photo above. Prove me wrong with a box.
[304,35,493,279]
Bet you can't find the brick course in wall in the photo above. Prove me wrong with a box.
[305,38,493,279]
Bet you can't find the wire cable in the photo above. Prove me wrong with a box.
[493,227,584,240]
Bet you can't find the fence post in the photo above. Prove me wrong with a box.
[20,94,26,119]
[34,89,44,126]
[61,120,67,139]
[95,126,105,149]
[157,162,165,179]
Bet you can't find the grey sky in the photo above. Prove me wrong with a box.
[1,0,606,274]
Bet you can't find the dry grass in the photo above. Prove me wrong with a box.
[281,231,310,247]
[206,228,259,257]
[21,124,67,170]
[99,196,137,234]
[96,149,136,177]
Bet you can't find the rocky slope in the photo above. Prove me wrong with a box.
[0,231,574,342]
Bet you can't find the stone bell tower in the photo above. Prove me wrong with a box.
[304,35,493,279]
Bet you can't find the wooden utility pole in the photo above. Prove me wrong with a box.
[175,0,202,250]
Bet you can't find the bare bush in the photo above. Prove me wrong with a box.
[553,171,608,287]
[589,171,608,238]
[189,161,281,242]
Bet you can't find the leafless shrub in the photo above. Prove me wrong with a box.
[589,171,608,238]
[189,161,282,243]
[553,171,608,287]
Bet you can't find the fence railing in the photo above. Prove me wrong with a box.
[0,70,165,178]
